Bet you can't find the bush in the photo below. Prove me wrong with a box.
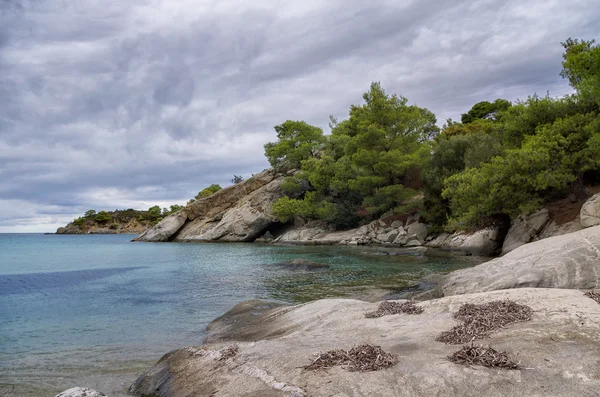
[196,184,222,199]
[94,211,112,223]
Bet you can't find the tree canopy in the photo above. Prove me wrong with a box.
[266,39,600,231]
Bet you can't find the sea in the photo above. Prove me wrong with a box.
[0,233,483,396]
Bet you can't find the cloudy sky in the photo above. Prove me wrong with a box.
[1,0,598,232]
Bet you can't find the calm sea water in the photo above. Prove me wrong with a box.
[0,234,482,396]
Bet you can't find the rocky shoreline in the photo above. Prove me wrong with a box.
[59,224,600,397]
[134,168,600,258]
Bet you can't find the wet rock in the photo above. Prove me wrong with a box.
[278,259,330,269]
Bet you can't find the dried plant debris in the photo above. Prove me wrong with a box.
[365,300,424,318]
[585,291,600,304]
[304,344,399,372]
[218,344,239,361]
[436,300,533,344]
[448,343,520,369]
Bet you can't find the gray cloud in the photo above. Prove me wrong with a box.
[0,0,598,231]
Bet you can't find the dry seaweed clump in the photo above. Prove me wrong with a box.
[365,300,424,318]
[436,300,533,344]
[304,344,399,372]
[218,344,239,361]
[449,343,521,369]
[585,291,600,304]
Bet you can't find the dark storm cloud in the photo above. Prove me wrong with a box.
[0,0,599,231]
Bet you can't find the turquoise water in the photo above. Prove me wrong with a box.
[0,234,482,396]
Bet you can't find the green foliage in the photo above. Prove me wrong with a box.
[272,196,308,223]
[170,204,183,213]
[461,99,511,124]
[264,120,326,170]
[73,217,86,226]
[147,205,161,218]
[268,82,438,228]
[84,210,96,217]
[94,211,112,223]
[561,38,600,107]
[442,112,599,227]
[196,184,222,199]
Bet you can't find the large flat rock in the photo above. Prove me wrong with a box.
[437,225,600,296]
[130,288,600,397]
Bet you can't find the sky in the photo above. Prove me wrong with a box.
[1,0,599,232]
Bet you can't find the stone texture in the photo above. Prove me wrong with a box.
[501,209,550,255]
[581,193,600,228]
[133,211,188,242]
[437,225,600,296]
[130,289,600,397]
[135,169,286,242]
[55,387,107,397]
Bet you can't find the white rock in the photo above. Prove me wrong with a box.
[501,209,550,255]
[439,225,600,296]
[581,193,600,228]
[55,387,106,397]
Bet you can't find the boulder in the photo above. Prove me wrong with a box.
[394,223,427,245]
[501,209,550,255]
[437,225,600,296]
[55,388,107,397]
[376,230,399,243]
[431,229,501,256]
[581,193,600,228]
[130,289,600,397]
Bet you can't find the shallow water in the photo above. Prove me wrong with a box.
[0,233,483,396]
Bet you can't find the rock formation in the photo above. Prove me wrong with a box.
[135,169,291,242]
[130,288,600,397]
[437,225,600,296]
[581,192,600,228]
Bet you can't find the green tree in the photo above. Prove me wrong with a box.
[561,38,600,107]
[196,184,222,199]
[170,204,183,213]
[94,211,112,223]
[271,83,437,227]
[264,120,326,170]
[147,205,162,219]
[461,99,511,124]
[84,210,96,217]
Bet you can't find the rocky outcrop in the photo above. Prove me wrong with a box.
[55,387,107,397]
[130,288,600,397]
[581,192,600,228]
[135,169,291,242]
[56,219,149,235]
[436,225,600,297]
[501,208,583,255]
[501,209,550,255]
[425,228,502,256]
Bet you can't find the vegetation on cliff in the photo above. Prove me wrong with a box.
[266,38,600,231]
[62,205,184,233]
